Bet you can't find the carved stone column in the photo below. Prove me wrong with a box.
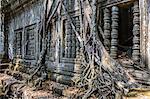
[132,1,140,64]
[110,6,119,59]
[103,8,111,53]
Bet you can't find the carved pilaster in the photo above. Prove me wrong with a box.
[65,21,72,58]
[64,16,80,59]
[132,1,140,63]
[0,6,4,59]
[75,17,80,59]
[71,28,76,58]
[110,6,119,59]
[103,8,111,53]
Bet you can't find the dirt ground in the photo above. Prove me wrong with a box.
[1,73,150,99]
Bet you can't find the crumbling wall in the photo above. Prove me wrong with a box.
[4,0,82,85]
[4,0,150,86]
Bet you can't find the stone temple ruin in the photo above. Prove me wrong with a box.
[0,0,150,98]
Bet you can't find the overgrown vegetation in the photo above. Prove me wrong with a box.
[1,0,150,98]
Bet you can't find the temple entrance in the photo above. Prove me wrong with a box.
[118,4,133,58]
[102,1,140,63]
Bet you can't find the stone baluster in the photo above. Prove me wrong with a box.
[110,6,119,59]
[103,8,111,53]
[132,1,140,64]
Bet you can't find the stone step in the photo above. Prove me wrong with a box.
[0,69,5,73]
[51,74,74,86]
[0,63,10,69]
[48,64,82,74]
